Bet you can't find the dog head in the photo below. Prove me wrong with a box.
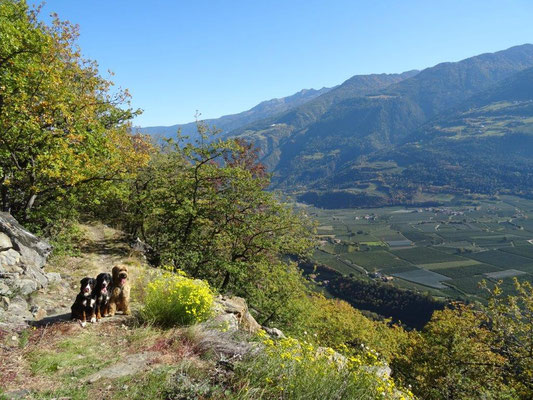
[112,264,129,287]
[80,277,96,297]
[96,272,112,294]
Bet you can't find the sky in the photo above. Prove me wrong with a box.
[31,0,533,127]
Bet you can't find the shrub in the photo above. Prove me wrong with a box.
[231,331,415,400]
[142,270,214,327]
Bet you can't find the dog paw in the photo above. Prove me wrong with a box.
[90,317,96,323]
[80,321,87,327]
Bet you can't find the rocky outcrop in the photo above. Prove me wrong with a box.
[209,295,262,334]
[0,212,58,327]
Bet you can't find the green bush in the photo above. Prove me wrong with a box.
[142,270,214,327]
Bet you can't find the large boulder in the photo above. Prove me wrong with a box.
[0,212,57,327]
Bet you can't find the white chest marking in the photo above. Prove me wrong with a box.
[90,299,95,307]
[82,300,87,306]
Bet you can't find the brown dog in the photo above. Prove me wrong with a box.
[107,264,131,316]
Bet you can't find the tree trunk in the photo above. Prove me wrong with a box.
[220,271,231,291]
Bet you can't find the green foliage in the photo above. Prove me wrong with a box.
[142,270,214,327]
[288,294,409,362]
[43,219,85,257]
[123,124,314,325]
[0,0,151,224]
[482,279,533,398]
[393,304,514,400]
[231,332,414,400]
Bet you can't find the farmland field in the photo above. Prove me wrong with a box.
[304,195,533,301]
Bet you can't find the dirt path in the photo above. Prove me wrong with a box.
[0,224,169,397]
[30,223,146,326]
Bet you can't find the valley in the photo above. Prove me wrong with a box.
[303,195,533,303]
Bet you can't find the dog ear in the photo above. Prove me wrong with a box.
[112,266,120,278]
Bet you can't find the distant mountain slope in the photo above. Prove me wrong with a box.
[228,70,419,171]
[329,64,533,206]
[137,87,331,139]
[230,44,533,191]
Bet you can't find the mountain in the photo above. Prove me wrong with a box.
[137,87,332,140]
[230,44,533,193]
[350,65,533,203]
[227,70,419,170]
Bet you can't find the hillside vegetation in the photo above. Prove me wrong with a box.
[1,2,533,399]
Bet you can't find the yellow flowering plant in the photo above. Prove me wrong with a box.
[232,331,415,400]
[141,269,214,327]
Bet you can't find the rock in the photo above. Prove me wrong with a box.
[1,296,10,310]
[214,296,261,334]
[0,232,12,250]
[130,237,160,266]
[0,212,52,270]
[46,272,61,284]
[84,351,160,383]
[364,364,392,379]
[30,304,47,320]
[263,326,286,339]
[0,213,57,320]
[0,249,21,267]
[3,389,31,399]
[203,313,240,332]
[0,281,10,296]
[7,296,31,320]
[16,279,38,296]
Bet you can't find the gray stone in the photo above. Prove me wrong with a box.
[21,264,48,288]
[7,296,31,319]
[0,249,21,267]
[16,279,38,296]
[0,281,10,296]
[202,312,240,332]
[84,351,160,383]
[0,232,12,250]
[3,389,31,399]
[0,212,52,270]
[263,326,286,339]
[214,295,261,334]
[1,296,10,310]
[46,272,62,283]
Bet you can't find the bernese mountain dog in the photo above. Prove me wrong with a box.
[70,277,97,327]
[95,272,112,321]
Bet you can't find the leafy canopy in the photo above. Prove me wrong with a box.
[0,0,150,223]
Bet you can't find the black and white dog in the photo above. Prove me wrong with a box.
[70,277,97,327]
[95,272,112,321]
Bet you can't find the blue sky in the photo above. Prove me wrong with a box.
[32,0,533,127]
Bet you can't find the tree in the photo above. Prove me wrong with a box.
[0,0,150,223]
[393,304,514,400]
[482,279,533,398]
[125,124,314,317]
